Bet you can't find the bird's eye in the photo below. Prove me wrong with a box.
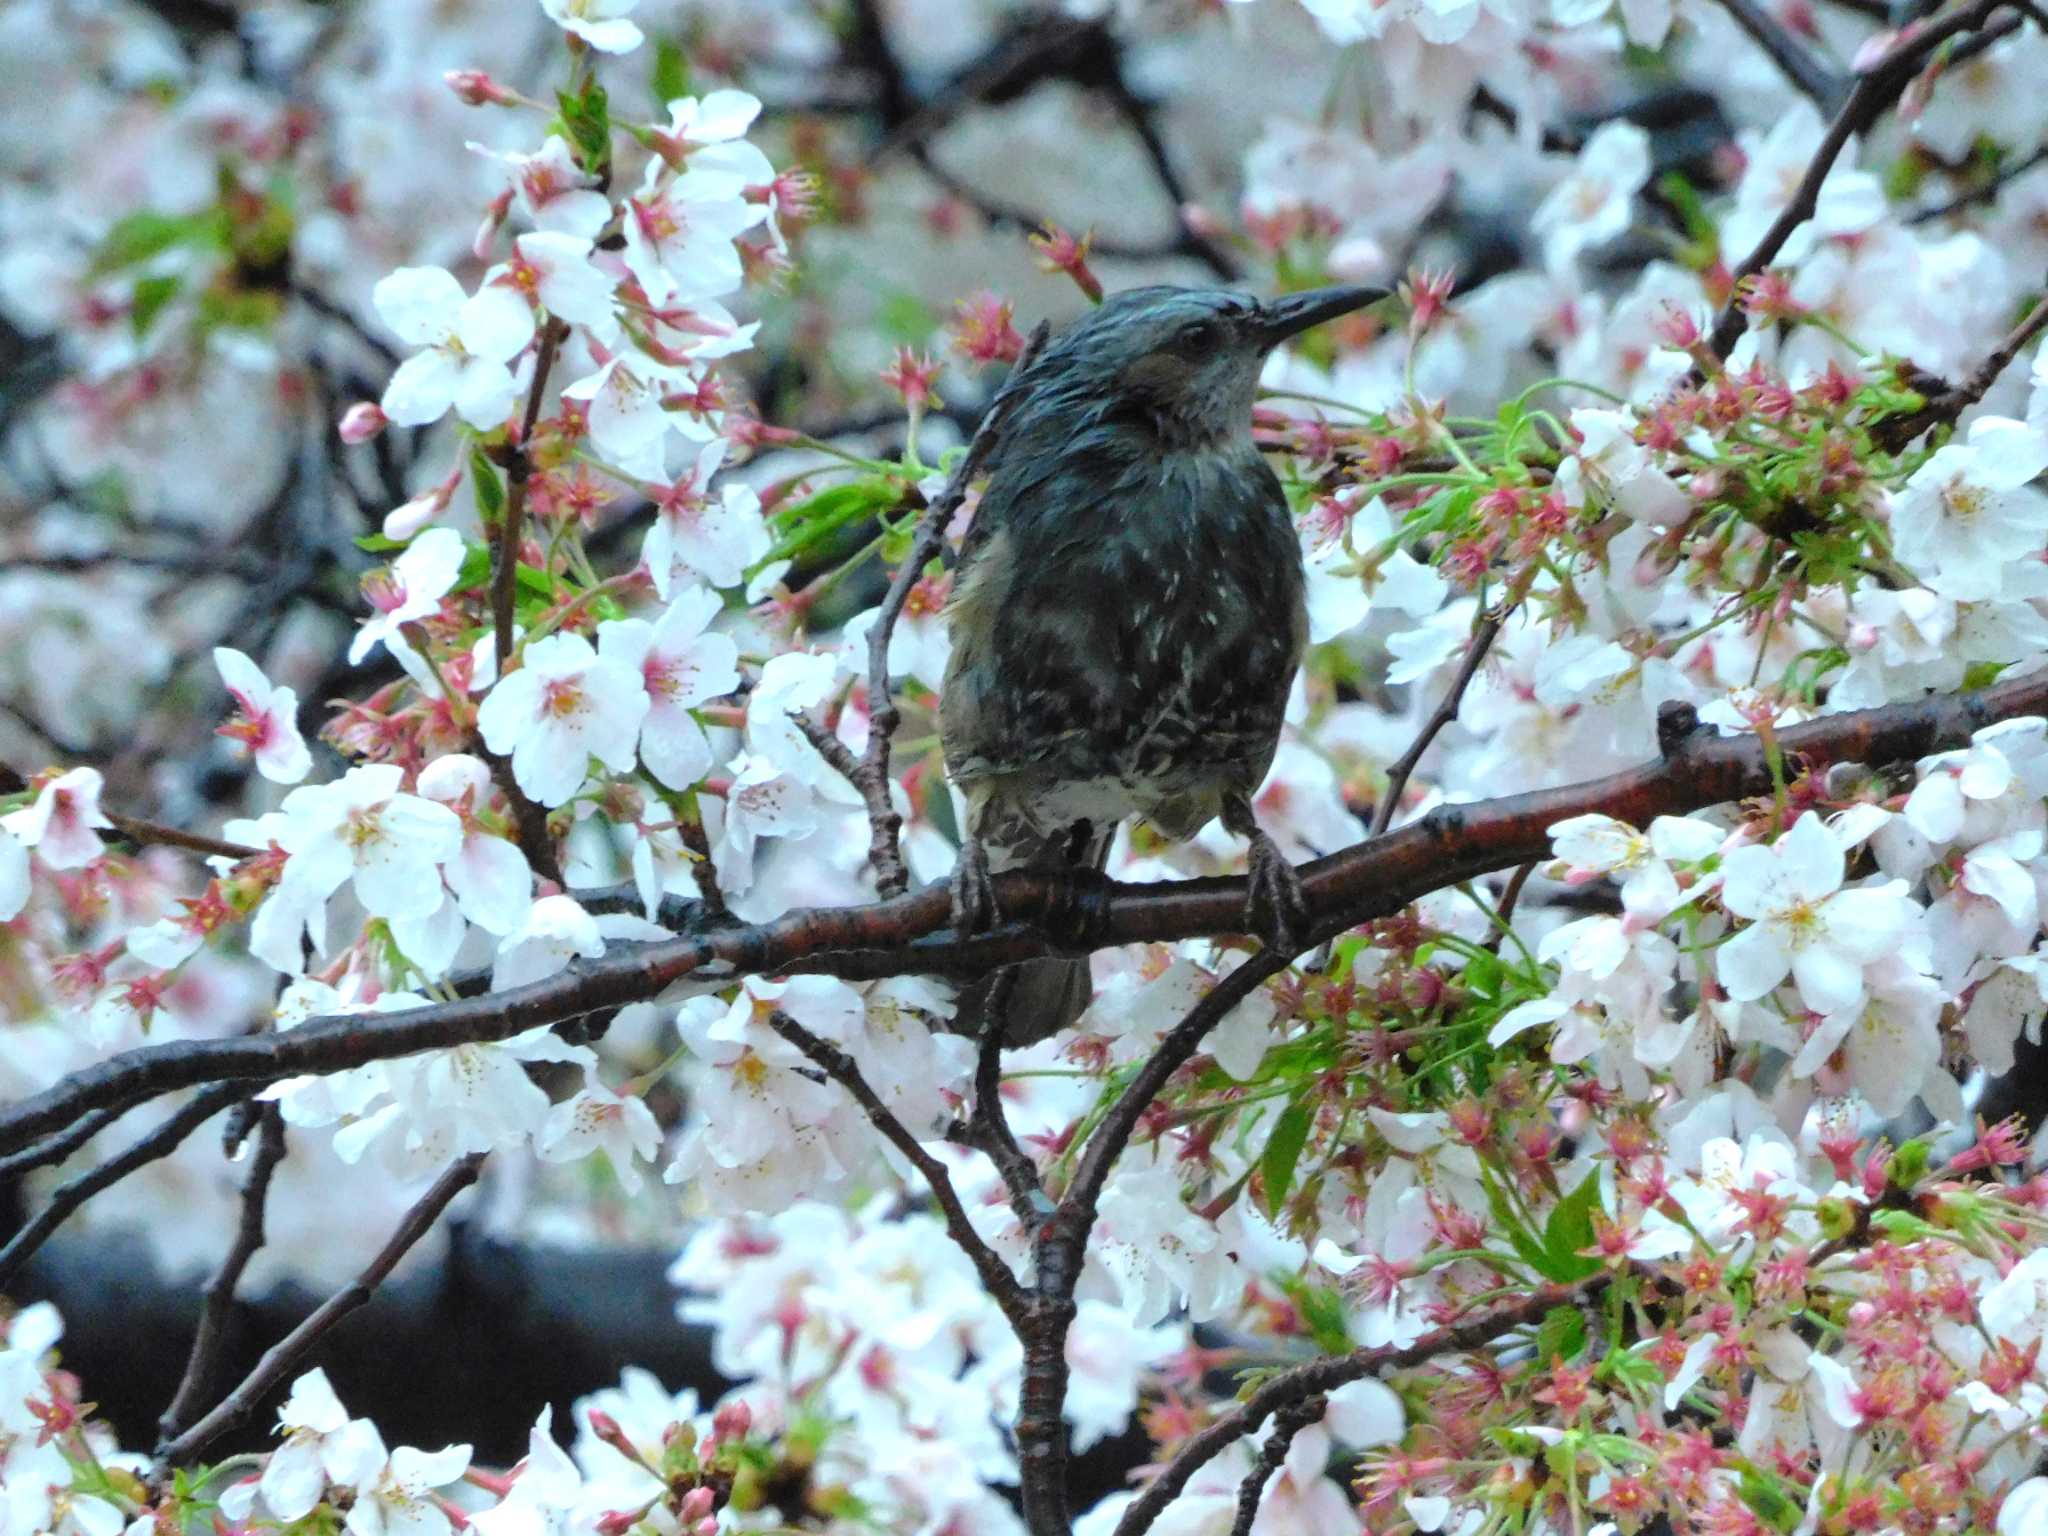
[1179,318,1221,354]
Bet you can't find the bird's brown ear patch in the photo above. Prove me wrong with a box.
[1120,350,1196,399]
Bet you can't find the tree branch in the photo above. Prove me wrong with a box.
[1706,0,2013,360]
[765,1011,1025,1314]
[1228,1394,1327,1536]
[1870,287,2048,450]
[154,1152,486,1472]
[0,1084,244,1287]
[1110,1278,1611,1536]
[105,812,261,863]
[8,666,2048,1158]
[856,319,1050,898]
[154,1104,287,1451]
[1370,611,1505,839]
[482,318,568,888]
[1713,0,1843,105]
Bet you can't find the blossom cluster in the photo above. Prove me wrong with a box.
[6,0,2048,1534]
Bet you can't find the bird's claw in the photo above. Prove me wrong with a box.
[1244,830,1310,954]
[952,838,998,934]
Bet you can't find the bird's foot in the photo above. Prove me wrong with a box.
[1244,829,1310,954]
[952,837,999,934]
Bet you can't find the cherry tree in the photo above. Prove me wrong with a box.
[5,2,2048,1536]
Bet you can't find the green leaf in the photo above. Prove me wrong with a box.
[354,532,407,554]
[1259,1101,1314,1220]
[758,477,903,570]
[91,209,226,275]
[1534,1303,1586,1364]
[652,38,691,105]
[129,274,183,336]
[1540,1170,1605,1283]
[1739,1469,1801,1534]
[1479,1165,1554,1280]
[556,81,613,173]
[471,448,507,525]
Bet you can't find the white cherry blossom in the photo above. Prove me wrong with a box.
[373,266,534,431]
[477,632,649,809]
[596,588,739,790]
[214,647,311,784]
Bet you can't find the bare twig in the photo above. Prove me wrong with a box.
[155,1105,287,1451]
[1871,289,2048,449]
[1228,1395,1328,1536]
[0,1107,120,1181]
[972,972,1048,1227]
[106,812,261,863]
[856,320,1050,897]
[1910,145,2048,225]
[765,1010,1025,1313]
[1713,0,1843,104]
[0,1083,244,1287]
[1370,612,1506,839]
[1706,0,2013,360]
[1110,1278,1611,1536]
[8,665,2048,1158]
[481,318,568,888]
[155,1152,487,1471]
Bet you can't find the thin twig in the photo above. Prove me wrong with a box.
[0,1083,244,1287]
[1370,613,1505,839]
[1910,145,2048,225]
[1706,0,2012,360]
[155,1105,287,1451]
[155,1152,487,1471]
[1871,289,2048,449]
[482,318,568,888]
[0,1107,120,1181]
[766,1010,1026,1313]
[8,664,2048,1158]
[971,971,1047,1226]
[1713,0,1844,104]
[105,813,261,863]
[1110,1279,1611,1536]
[1228,1395,1328,1536]
[857,320,1050,897]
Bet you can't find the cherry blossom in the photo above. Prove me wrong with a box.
[373,266,535,431]
[476,633,650,808]
[349,528,467,666]
[1716,811,1916,1015]
[270,764,466,930]
[473,135,610,238]
[595,587,739,790]
[214,646,312,784]
[1890,415,2048,601]
[0,765,110,870]
[538,0,642,54]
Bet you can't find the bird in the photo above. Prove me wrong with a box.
[940,282,1388,1045]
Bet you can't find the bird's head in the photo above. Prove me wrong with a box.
[1037,283,1387,450]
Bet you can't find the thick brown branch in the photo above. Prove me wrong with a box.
[155,1105,287,1451]
[8,667,2048,1158]
[1110,1279,1611,1536]
[155,1152,486,1472]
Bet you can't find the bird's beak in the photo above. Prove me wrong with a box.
[1255,284,1389,346]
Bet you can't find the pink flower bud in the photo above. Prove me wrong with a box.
[339,402,388,444]
[445,70,515,107]
[711,1400,752,1441]
[693,1520,718,1536]
[586,1410,638,1460]
[679,1488,715,1523]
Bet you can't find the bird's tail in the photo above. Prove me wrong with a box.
[952,822,1112,1048]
